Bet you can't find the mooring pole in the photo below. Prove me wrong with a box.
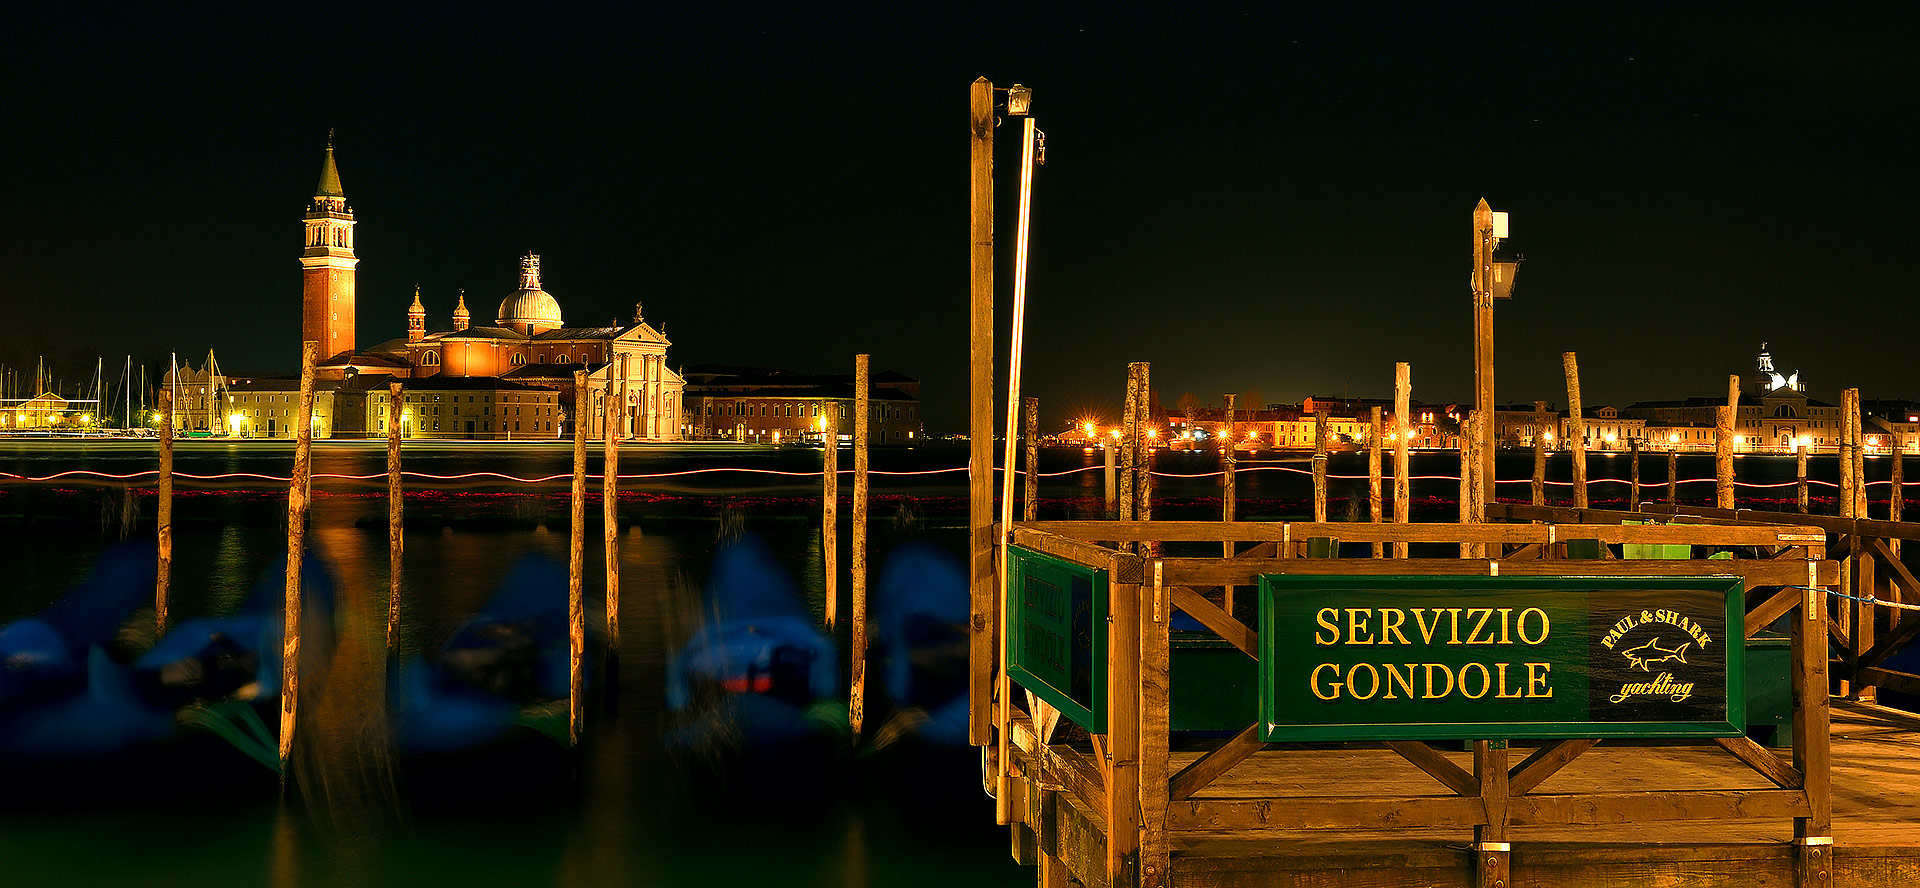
[1892,433,1904,559]
[1668,448,1680,506]
[1797,444,1810,514]
[1103,437,1117,519]
[966,76,996,749]
[386,382,403,664]
[604,356,624,703]
[1718,375,1741,511]
[1024,397,1039,521]
[824,406,839,632]
[1369,405,1383,558]
[1312,410,1329,524]
[1458,411,1478,558]
[1136,363,1154,546]
[1393,363,1411,559]
[1563,353,1587,510]
[1121,365,1139,531]
[156,387,173,635]
[280,341,317,787]
[1629,438,1642,512]
[568,370,588,749]
[1531,400,1548,508]
[1224,393,1238,608]
[852,354,871,745]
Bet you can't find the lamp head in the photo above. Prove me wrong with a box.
[1005,84,1033,116]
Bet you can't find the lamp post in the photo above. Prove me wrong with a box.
[1471,199,1521,511]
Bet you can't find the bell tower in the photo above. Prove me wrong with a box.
[300,131,357,360]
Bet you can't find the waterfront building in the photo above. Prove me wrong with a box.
[2,393,69,431]
[223,372,562,440]
[268,139,684,440]
[680,365,923,444]
[1622,344,1842,452]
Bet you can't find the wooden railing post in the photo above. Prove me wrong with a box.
[1107,569,1142,888]
[1474,740,1511,888]
[1793,572,1834,887]
[1138,564,1171,888]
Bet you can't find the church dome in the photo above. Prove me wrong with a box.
[497,253,564,332]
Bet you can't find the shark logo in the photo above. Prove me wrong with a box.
[1621,637,1690,672]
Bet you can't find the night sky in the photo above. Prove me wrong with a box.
[6,4,1916,432]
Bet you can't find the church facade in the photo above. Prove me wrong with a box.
[288,139,682,440]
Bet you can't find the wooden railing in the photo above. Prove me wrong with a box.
[993,519,1836,888]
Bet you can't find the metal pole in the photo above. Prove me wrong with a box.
[995,110,1040,828]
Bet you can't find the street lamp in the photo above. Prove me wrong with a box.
[1471,199,1522,508]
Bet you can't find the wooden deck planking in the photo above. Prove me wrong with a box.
[1020,701,1920,885]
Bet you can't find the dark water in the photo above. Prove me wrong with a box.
[0,440,1890,886]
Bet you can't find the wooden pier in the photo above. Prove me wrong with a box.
[975,517,1920,887]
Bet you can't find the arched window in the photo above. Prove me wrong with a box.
[558,354,571,364]
[422,352,439,366]
[512,354,526,366]
[1774,404,1797,418]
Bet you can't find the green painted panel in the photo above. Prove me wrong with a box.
[1006,546,1107,733]
[1257,575,1745,742]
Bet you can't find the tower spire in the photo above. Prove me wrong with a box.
[302,136,358,362]
[452,288,471,332]
[315,131,344,198]
[408,284,426,342]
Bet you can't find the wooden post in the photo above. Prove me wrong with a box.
[1023,397,1039,521]
[1629,438,1642,512]
[1839,389,1855,520]
[1797,444,1810,514]
[1793,566,1834,885]
[1103,438,1117,519]
[1892,434,1904,560]
[1121,365,1139,526]
[1369,406,1383,558]
[1858,540,1877,704]
[280,341,317,784]
[1563,353,1587,510]
[1458,411,1475,558]
[1718,375,1741,510]
[568,370,588,748]
[603,358,623,687]
[156,388,173,635]
[967,76,996,748]
[852,355,871,744]
[1475,740,1512,888]
[1223,393,1238,611]
[1668,448,1680,505]
[1136,364,1155,554]
[386,382,403,663]
[824,407,839,631]
[1138,570,1171,888]
[1312,409,1329,524]
[1393,363,1411,559]
[1853,390,1868,520]
[1531,400,1547,507]
[1106,576,1142,888]
[1471,199,1498,520]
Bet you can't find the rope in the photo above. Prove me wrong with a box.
[1826,588,1920,612]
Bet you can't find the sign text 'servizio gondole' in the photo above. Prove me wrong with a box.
[1257,575,1745,742]
[1007,546,1107,732]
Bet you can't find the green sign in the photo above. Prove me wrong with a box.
[1007,546,1107,732]
[1257,575,1745,742]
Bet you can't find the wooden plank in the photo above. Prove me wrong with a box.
[1012,526,1126,570]
[1384,741,1479,796]
[1168,725,1266,802]
[1107,580,1142,887]
[1747,586,1805,638]
[1169,585,1258,658]
[1639,502,1920,544]
[1715,735,1805,789]
[1168,795,1490,831]
[1857,667,1920,698]
[1510,788,1810,825]
[1139,579,1172,888]
[1508,738,1599,794]
[1040,743,1109,819]
[1161,558,1838,588]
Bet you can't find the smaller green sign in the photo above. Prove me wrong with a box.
[1257,575,1745,742]
[1007,546,1107,733]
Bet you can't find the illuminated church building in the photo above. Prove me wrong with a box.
[258,139,684,440]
